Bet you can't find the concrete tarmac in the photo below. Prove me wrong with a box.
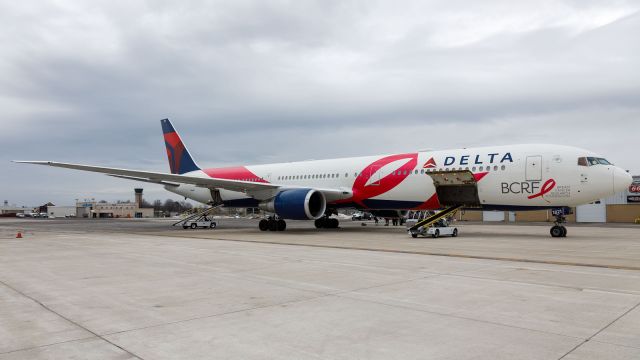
[0,218,639,359]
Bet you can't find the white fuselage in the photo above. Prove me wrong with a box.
[166,144,631,211]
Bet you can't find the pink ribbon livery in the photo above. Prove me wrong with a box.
[528,179,556,199]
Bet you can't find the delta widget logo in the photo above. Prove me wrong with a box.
[423,157,436,168]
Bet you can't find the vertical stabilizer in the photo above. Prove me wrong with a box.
[161,119,200,174]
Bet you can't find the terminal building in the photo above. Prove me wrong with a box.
[76,188,154,218]
[46,205,77,218]
[0,200,30,216]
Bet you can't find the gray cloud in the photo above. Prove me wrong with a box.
[1,1,639,206]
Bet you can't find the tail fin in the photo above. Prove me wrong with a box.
[161,119,200,174]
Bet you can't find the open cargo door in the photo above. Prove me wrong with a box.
[426,170,482,207]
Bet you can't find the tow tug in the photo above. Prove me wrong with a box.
[173,206,218,230]
[406,208,461,238]
[182,215,217,229]
[424,218,458,238]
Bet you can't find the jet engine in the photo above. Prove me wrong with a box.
[259,189,326,220]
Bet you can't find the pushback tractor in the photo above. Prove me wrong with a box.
[173,207,218,230]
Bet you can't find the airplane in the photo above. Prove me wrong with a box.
[15,118,632,237]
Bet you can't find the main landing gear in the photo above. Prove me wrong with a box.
[550,211,568,238]
[259,216,286,231]
[314,215,339,229]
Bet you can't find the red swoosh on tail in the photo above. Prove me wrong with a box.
[164,132,184,174]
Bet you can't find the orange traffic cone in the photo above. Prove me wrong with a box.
[16,232,22,238]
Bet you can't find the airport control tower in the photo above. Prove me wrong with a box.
[134,188,143,207]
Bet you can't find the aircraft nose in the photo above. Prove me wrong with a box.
[613,167,632,194]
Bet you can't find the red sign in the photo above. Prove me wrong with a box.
[630,185,640,193]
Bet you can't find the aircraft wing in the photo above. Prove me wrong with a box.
[13,161,351,201]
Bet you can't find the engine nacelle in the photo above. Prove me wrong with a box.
[259,189,326,220]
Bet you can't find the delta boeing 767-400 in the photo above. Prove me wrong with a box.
[15,118,632,237]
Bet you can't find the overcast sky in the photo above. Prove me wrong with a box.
[1,0,639,206]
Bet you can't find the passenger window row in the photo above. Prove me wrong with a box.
[275,165,508,181]
[278,173,341,181]
[424,165,507,172]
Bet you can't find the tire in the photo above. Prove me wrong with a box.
[434,229,440,238]
[210,222,217,229]
[190,223,197,229]
[314,218,325,229]
[259,219,269,231]
[452,228,458,237]
[277,219,286,231]
[550,225,563,237]
[268,219,278,231]
[329,218,339,228]
[560,226,567,237]
[411,232,418,238]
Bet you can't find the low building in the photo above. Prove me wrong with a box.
[47,206,77,218]
[76,188,154,218]
[0,201,30,216]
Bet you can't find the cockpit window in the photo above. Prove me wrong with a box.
[579,156,613,166]
[588,157,600,166]
[578,157,588,166]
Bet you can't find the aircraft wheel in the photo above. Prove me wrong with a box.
[452,228,458,237]
[210,222,217,229]
[560,226,567,237]
[314,218,325,229]
[191,223,197,229]
[329,218,339,228]
[550,225,563,237]
[277,219,286,231]
[259,219,269,231]
[268,219,278,231]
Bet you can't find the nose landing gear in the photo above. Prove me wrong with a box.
[550,224,567,237]
[550,208,570,238]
